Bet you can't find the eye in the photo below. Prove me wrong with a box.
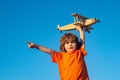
[66,42,69,44]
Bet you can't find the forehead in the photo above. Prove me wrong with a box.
[60,33,78,44]
[64,37,76,42]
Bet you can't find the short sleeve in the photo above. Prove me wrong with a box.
[80,47,87,56]
[51,51,61,63]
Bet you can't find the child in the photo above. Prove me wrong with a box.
[27,26,89,80]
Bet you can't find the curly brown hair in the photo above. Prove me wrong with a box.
[60,33,81,52]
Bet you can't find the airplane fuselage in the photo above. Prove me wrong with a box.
[57,18,98,31]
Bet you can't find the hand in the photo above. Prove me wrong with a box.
[27,42,38,48]
[75,25,83,31]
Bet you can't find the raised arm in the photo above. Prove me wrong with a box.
[75,26,85,49]
[27,42,54,55]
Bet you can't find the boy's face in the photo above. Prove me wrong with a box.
[64,41,77,52]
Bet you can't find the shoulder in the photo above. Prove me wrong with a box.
[51,51,62,63]
[51,50,61,57]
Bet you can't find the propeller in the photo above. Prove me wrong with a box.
[57,25,62,33]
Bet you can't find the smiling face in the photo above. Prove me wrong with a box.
[64,41,77,52]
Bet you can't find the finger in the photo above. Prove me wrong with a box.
[26,41,32,44]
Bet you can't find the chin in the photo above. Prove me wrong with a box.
[67,49,75,52]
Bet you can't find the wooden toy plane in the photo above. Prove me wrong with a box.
[57,13,100,33]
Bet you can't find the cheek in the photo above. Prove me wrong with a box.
[64,44,68,49]
[64,44,70,50]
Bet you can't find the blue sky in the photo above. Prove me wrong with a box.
[0,0,120,80]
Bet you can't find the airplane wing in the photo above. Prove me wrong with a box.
[57,23,79,31]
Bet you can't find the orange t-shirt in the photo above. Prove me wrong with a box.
[51,47,89,80]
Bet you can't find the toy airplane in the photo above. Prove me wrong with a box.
[57,13,100,33]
